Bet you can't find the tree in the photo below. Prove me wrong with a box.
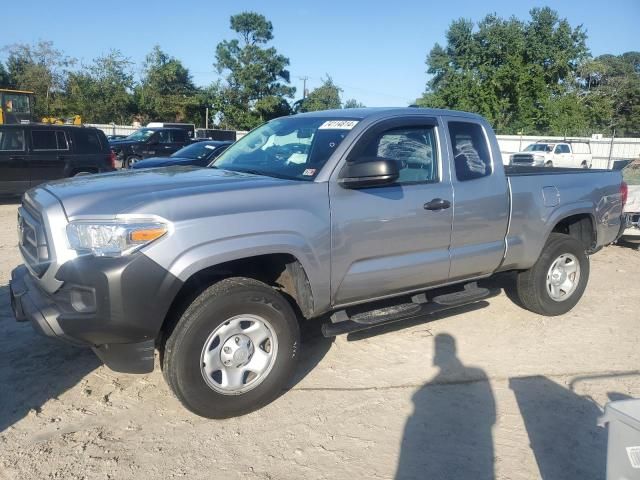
[214,12,295,129]
[417,8,590,135]
[578,52,640,136]
[65,50,135,123]
[4,40,75,117]
[296,76,342,112]
[0,61,10,86]
[136,45,200,123]
[344,98,366,109]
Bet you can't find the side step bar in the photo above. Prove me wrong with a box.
[322,282,493,337]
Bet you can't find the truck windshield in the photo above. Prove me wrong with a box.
[524,144,553,152]
[212,117,357,180]
[125,129,155,141]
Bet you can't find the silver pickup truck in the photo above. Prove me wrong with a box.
[9,108,627,418]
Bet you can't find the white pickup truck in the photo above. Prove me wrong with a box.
[510,141,592,169]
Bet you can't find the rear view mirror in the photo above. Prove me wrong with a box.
[338,157,399,189]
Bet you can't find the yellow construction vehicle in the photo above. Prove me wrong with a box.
[1,88,82,125]
[41,114,82,125]
[0,88,34,124]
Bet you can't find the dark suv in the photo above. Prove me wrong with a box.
[0,124,116,195]
[108,128,192,168]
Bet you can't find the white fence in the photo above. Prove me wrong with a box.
[86,123,139,137]
[497,135,640,169]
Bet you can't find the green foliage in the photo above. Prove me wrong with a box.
[579,53,640,136]
[136,46,200,123]
[65,50,135,123]
[0,61,10,86]
[214,11,295,130]
[418,8,594,135]
[4,40,75,117]
[296,76,342,112]
[343,98,366,109]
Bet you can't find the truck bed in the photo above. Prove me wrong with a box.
[500,166,623,271]
[505,165,610,176]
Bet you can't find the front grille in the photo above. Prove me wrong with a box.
[512,154,534,163]
[18,200,50,277]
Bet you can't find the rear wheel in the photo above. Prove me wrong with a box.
[514,233,589,316]
[162,277,300,418]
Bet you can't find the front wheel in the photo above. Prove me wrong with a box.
[125,156,141,168]
[162,277,300,418]
[514,233,590,316]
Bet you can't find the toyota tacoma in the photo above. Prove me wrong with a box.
[10,108,627,418]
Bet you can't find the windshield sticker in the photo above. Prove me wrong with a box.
[287,153,307,164]
[318,120,359,130]
[204,145,216,150]
[303,168,316,176]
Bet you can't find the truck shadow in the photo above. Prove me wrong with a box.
[0,284,100,433]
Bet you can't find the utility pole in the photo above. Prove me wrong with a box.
[298,76,309,99]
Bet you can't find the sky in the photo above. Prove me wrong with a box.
[2,0,638,107]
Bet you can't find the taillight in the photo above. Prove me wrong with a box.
[621,181,628,207]
[109,150,117,169]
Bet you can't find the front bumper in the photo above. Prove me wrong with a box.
[9,253,183,373]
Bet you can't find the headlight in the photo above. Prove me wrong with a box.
[66,221,169,257]
[533,154,545,161]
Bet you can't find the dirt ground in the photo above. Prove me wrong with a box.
[0,200,639,480]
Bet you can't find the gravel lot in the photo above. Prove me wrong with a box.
[1,200,639,480]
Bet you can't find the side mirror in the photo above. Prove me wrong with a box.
[338,157,399,189]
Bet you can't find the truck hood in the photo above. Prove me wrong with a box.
[42,166,296,218]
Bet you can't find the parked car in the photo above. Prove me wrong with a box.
[146,122,196,139]
[510,140,592,168]
[10,108,626,419]
[109,127,192,168]
[131,140,232,169]
[620,162,640,245]
[0,124,115,195]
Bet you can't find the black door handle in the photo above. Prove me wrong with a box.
[424,198,451,211]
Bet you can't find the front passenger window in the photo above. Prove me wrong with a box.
[362,127,438,183]
[158,131,171,143]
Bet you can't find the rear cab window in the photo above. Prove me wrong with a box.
[172,130,188,143]
[447,121,492,181]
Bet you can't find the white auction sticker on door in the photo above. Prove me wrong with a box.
[627,446,640,468]
[318,120,359,130]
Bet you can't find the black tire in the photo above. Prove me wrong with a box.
[125,156,140,168]
[544,161,553,167]
[162,277,300,418]
[514,233,590,316]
